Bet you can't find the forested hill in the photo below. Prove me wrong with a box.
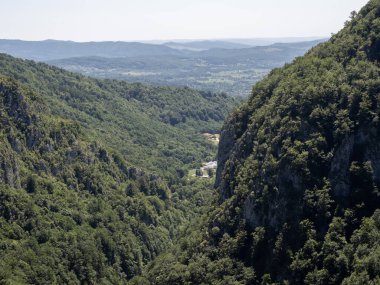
[0,53,236,283]
[0,54,236,178]
[143,0,380,284]
[0,76,195,283]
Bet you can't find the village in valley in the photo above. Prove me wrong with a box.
[188,133,219,178]
[195,160,217,178]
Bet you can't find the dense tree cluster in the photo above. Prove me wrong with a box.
[0,54,236,179]
[0,77,216,284]
[144,1,380,284]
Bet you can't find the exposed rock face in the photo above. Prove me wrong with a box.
[214,122,236,199]
[217,119,380,232]
[215,105,252,201]
[0,78,163,195]
[0,82,32,189]
[217,126,380,231]
[0,150,21,189]
[329,128,380,201]
[328,135,354,199]
[0,80,99,190]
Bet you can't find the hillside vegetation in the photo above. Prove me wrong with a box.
[0,54,235,179]
[0,1,379,284]
[0,41,235,284]
[0,76,201,283]
[144,1,380,284]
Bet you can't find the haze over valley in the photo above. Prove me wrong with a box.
[0,38,325,97]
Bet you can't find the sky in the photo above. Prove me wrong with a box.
[0,0,369,42]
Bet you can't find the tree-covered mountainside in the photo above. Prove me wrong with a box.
[0,77,168,283]
[1,1,379,284]
[0,54,235,179]
[0,45,236,284]
[0,75,218,284]
[144,1,380,284]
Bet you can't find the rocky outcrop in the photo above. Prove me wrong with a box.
[215,105,252,201]
[0,149,21,189]
[329,127,380,200]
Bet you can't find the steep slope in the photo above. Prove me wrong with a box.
[0,76,194,284]
[0,54,235,178]
[144,1,380,284]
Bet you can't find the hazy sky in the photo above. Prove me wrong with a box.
[1,0,369,41]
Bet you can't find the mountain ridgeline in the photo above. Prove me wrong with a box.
[143,1,380,284]
[0,40,184,61]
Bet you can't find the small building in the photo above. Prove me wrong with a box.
[197,161,217,178]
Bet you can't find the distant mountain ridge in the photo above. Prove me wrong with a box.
[46,39,326,97]
[163,40,252,51]
[190,39,326,61]
[0,39,183,61]
[0,38,327,62]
